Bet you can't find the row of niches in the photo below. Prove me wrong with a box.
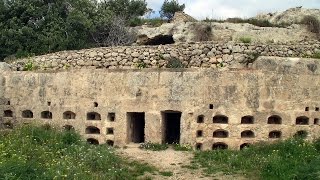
[197,115,320,125]
[0,121,115,147]
[196,130,310,151]
[196,129,298,139]
[2,110,116,122]
[85,126,114,136]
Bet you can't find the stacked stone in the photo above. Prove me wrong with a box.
[9,41,320,71]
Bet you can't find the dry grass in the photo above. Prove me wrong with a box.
[192,23,213,42]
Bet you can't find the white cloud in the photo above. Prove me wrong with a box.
[146,0,320,19]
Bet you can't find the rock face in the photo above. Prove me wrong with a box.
[136,21,316,45]
[256,7,320,25]
[0,62,11,72]
[1,57,320,150]
[171,11,197,23]
[136,8,320,45]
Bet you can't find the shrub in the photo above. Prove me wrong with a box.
[139,142,169,151]
[239,37,252,43]
[23,59,38,71]
[166,58,184,68]
[129,18,165,27]
[135,61,147,69]
[93,16,137,47]
[192,23,213,42]
[312,52,320,59]
[301,15,320,34]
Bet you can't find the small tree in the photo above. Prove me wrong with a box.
[159,0,185,21]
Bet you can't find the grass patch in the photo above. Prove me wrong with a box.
[192,23,213,42]
[0,124,155,179]
[172,143,193,151]
[239,37,252,43]
[159,171,173,176]
[193,138,320,179]
[312,52,320,59]
[139,142,169,151]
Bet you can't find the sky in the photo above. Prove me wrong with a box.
[145,0,320,19]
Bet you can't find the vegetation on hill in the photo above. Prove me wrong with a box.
[160,0,185,21]
[0,125,155,179]
[0,0,148,61]
[301,15,320,39]
[192,137,320,180]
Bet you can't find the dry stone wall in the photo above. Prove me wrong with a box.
[9,41,320,71]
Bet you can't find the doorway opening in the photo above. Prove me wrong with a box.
[127,112,145,143]
[162,111,181,144]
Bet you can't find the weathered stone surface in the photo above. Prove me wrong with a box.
[256,7,320,25]
[1,57,320,151]
[0,62,11,72]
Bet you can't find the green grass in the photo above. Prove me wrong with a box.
[139,142,169,151]
[193,138,320,179]
[239,37,252,43]
[172,143,193,151]
[159,171,173,176]
[0,124,156,179]
[312,52,320,59]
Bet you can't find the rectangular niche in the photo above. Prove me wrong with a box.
[108,113,116,122]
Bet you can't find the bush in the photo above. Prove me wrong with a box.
[166,58,184,68]
[301,15,320,34]
[129,18,165,27]
[313,52,320,59]
[192,23,213,42]
[92,16,137,47]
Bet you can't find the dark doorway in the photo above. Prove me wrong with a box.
[127,112,145,143]
[143,35,175,45]
[162,111,181,144]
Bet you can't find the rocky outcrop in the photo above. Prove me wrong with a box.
[0,62,11,72]
[256,7,320,25]
[171,11,196,23]
[135,21,316,45]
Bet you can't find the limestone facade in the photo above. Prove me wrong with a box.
[1,56,320,150]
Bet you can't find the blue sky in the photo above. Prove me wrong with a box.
[145,0,320,19]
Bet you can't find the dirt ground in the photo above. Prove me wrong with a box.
[117,144,247,180]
